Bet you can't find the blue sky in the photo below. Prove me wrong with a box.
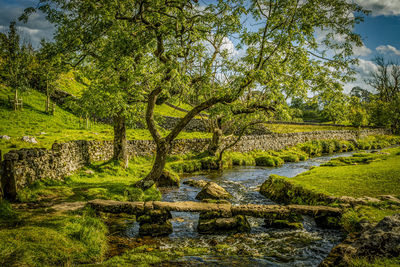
[1,0,400,93]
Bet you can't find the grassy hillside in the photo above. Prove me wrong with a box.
[0,85,211,156]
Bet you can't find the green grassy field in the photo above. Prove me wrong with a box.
[289,146,400,198]
[0,85,211,156]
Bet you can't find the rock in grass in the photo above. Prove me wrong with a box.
[0,135,10,140]
[196,182,232,200]
[21,136,38,144]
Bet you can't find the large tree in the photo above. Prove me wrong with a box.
[23,0,366,189]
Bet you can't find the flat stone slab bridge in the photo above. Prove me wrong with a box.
[87,199,341,217]
[87,199,342,236]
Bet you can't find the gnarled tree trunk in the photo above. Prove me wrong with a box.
[113,114,128,168]
[136,139,170,190]
[207,127,222,156]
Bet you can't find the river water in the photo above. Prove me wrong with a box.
[124,152,357,266]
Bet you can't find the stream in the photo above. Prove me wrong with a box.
[122,152,358,266]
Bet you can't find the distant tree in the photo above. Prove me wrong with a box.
[366,57,400,132]
[367,57,400,102]
[350,86,372,103]
[0,22,33,110]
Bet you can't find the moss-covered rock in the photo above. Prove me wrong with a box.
[260,174,331,205]
[139,221,173,237]
[197,214,250,234]
[156,170,180,187]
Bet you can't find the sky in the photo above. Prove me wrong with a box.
[1,0,400,94]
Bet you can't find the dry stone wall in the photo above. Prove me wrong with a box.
[0,128,390,199]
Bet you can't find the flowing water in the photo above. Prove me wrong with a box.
[123,152,358,266]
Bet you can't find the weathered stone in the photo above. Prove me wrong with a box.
[156,170,180,187]
[198,214,251,234]
[264,213,304,229]
[139,221,173,237]
[378,195,400,204]
[320,214,400,266]
[196,182,232,200]
[183,179,208,188]
[137,210,172,224]
[0,135,10,140]
[21,136,38,144]
[353,213,400,258]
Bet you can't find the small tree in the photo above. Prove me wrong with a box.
[37,40,64,114]
[0,22,32,110]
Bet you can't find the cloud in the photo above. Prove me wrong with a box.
[343,59,378,93]
[353,45,372,57]
[0,0,54,47]
[355,0,400,16]
[376,45,400,56]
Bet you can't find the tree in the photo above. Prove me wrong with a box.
[24,0,367,189]
[366,57,400,132]
[0,22,33,110]
[37,40,64,114]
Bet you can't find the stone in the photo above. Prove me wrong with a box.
[0,135,10,140]
[84,169,94,175]
[40,132,47,135]
[264,213,304,230]
[353,213,400,258]
[156,170,180,187]
[195,182,232,200]
[21,136,38,144]
[183,179,208,188]
[320,214,400,266]
[378,195,400,204]
[139,221,173,237]
[197,214,251,234]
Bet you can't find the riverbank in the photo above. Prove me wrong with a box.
[260,146,400,266]
[1,135,399,266]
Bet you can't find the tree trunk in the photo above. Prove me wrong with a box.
[207,127,222,156]
[113,114,128,168]
[45,79,50,113]
[136,139,169,190]
[14,89,18,111]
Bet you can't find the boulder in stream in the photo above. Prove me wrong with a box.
[196,182,232,200]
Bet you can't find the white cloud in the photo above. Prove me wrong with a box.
[376,45,400,56]
[355,0,400,16]
[343,59,378,93]
[221,37,238,56]
[353,45,372,57]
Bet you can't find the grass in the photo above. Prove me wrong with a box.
[0,85,211,156]
[16,158,161,203]
[349,256,400,267]
[288,146,400,198]
[266,123,357,133]
[0,202,108,266]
